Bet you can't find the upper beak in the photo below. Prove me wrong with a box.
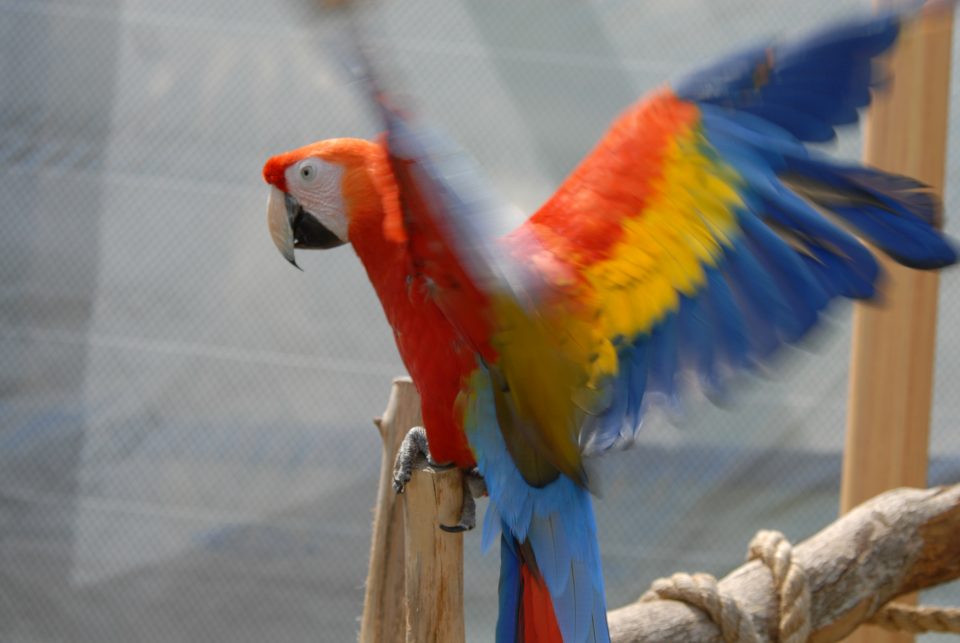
[267,186,300,269]
[267,187,347,270]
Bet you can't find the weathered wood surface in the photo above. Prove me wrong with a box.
[403,466,466,643]
[608,485,960,643]
[359,378,421,643]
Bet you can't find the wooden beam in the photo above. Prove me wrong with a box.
[840,3,954,643]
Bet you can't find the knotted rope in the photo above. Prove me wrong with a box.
[640,529,960,641]
[868,603,960,634]
[747,530,811,643]
[640,572,759,642]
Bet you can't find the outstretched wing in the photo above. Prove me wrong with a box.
[502,10,956,457]
[350,8,955,484]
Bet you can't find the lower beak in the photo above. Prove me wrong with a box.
[266,187,346,269]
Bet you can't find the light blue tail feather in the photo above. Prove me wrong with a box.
[465,365,610,643]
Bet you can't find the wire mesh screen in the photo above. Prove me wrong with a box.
[1,0,957,641]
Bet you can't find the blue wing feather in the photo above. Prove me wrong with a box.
[722,236,797,352]
[702,265,752,374]
[582,5,955,456]
[676,294,719,393]
[625,342,649,431]
[646,313,681,408]
[676,13,902,141]
[738,211,829,338]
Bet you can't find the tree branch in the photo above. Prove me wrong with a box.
[608,485,960,643]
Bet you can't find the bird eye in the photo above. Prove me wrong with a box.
[299,161,318,183]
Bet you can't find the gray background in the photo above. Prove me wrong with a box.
[0,0,958,641]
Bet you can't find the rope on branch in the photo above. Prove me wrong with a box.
[609,485,960,642]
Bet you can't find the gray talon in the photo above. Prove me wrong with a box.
[394,431,487,532]
[393,427,430,494]
[440,468,486,532]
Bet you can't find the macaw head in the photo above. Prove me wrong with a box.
[262,137,394,268]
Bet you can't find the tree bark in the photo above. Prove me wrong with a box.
[608,485,960,643]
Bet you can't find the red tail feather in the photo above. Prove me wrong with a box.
[520,563,564,643]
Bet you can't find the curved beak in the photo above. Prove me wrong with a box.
[267,186,300,268]
[266,187,346,270]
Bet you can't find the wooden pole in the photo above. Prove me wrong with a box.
[360,378,421,643]
[360,380,466,643]
[402,466,466,643]
[839,3,954,643]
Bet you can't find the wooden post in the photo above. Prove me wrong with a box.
[402,466,466,643]
[360,378,422,643]
[840,3,954,643]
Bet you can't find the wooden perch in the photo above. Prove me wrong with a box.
[360,379,466,643]
[608,484,960,643]
[402,465,465,643]
[360,378,421,643]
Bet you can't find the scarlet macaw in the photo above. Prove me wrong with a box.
[262,6,956,642]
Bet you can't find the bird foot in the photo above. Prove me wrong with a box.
[392,427,487,532]
[439,467,487,533]
[392,426,453,494]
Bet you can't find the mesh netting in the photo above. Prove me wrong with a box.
[0,1,957,640]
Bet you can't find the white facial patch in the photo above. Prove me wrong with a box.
[285,158,349,242]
